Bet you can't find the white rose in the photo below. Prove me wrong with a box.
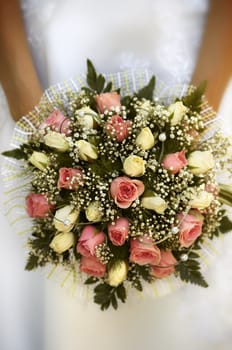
[76,106,99,129]
[44,131,69,152]
[76,140,98,161]
[168,101,188,125]
[108,260,128,287]
[141,193,167,214]
[54,205,79,232]
[135,127,155,150]
[123,155,146,177]
[49,232,75,254]
[188,151,215,175]
[85,201,102,222]
[189,191,214,210]
[28,151,49,171]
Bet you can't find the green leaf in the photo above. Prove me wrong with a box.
[182,81,207,112]
[25,254,39,271]
[84,276,98,285]
[116,284,126,303]
[219,216,232,233]
[86,59,97,90]
[2,148,27,160]
[96,74,106,94]
[137,76,156,101]
[111,293,118,310]
[134,279,143,291]
[103,81,113,93]
[175,261,208,288]
[86,59,107,93]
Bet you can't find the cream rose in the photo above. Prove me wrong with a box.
[141,193,168,214]
[189,190,214,210]
[123,155,146,177]
[135,127,155,150]
[76,140,98,161]
[53,205,79,232]
[85,201,102,222]
[44,131,69,152]
[188,151,214,175]
[28,151,49,171]
[108,260,128,287]
[76,106,99,129]
[50,232,75,254]
[168,101,188,125]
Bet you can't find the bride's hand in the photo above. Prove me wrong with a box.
[0,0,42,121]
[192,0,232,111]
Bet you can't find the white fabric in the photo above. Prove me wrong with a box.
[1,0,232,349]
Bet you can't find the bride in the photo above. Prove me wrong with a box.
[0,1,232,349]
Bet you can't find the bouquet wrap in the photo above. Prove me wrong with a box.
[1,66,231,306]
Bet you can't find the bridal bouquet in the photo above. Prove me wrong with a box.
[2,60,232,310]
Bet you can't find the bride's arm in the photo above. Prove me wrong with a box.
[192,0,232,110]
[0,0,42,121]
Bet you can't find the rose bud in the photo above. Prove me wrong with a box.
[188,150,214,175]
[108,260,128,287]
[162,150,187,174]
[76,106,99,129]
[129,237,161,266]
[57,167,84,190]
[123,155,146,177]
[39,109,71,135]
[77,225,105,257]
[135,127,155,150]
[110,176,145,209]
[26,193,53,218]
[85,201,102,222]
[189,190,214,210]
[106,115,131,142]
[168,101,188,126]
[178,213,203,248]
[53,205,79,232]
[49,232,75,254]
[28,151,49,171]
[76,140,98,161]
[108,217,129,246]
[95,92,121,113]
[44,131,69,152]
[141,192,167,214]
[80,255,106,278]
[151,250,177,278]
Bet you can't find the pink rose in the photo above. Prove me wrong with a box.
[129,237,161,266]
[57,167,84,190]
[108,217,129,246]
[80,255,106,277]
[178,213,203,248]
[106,115,131,142]
[95,92,121,113]
[77,225,105,257]
[110,176,144,209]
[26,192,53,218]
[40,110,71,135]
[162,150,187,174]
[151,250,177,278]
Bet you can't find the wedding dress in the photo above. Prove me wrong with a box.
[1,1,232,350]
